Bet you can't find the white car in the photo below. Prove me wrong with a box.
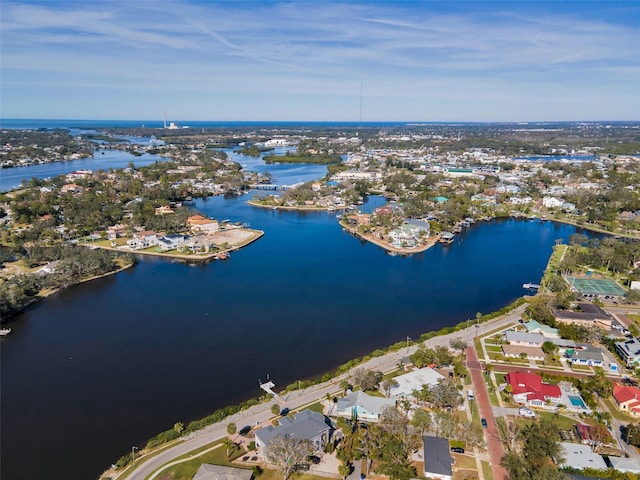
[519,407,535,418]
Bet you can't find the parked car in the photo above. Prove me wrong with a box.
[519,407,535,418]
[481,418,488,428]
[450,447,465,454]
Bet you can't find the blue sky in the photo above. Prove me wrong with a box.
[1,1,639,121]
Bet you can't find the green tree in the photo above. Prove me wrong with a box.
[271,404,281,415]
[226,422,237,435]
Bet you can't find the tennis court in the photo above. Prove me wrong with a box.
[565,276,626,296]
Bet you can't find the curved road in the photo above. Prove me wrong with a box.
[119,306,526,480]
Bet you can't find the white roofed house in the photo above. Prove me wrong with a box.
[504,331,544,347]
[388,367,445,400]
[335,390,396,422]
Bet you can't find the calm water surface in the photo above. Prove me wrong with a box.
[0,138,595,479]
[1,193,587,479]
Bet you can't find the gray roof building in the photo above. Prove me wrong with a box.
[559,442,607,470]
[193,464,253,480]
[254,409,332,453]
[505,331,544,346]
[616,337,640,367]
[422,436,453,480]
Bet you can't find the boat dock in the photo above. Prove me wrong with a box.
[523,283,540,290]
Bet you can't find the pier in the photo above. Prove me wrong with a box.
[522,283,540,290]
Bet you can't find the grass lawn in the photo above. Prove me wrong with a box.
[149,443,247,480]
[485,345,503,353]
[474,339,485,360]
[302,401,326,413]
[471,398,480,424]
[481,461,495,480]
[602,398,636,422]
[535,411,579,430]
[453,454,477,469]
[571,364,593,373]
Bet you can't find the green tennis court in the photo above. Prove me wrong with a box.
[565,276,626,296]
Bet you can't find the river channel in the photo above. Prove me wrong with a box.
[1,145,593,480]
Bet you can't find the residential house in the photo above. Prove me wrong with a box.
[559,443,607,470]
[388,367,445,400]
[505,371,562,407]
[193,464,253,480]
[61,183,84,194]
[155,205,174,215]
[567,344,605,368]
[523,320,560,339]
[188,218,220,234]
[422,436,453,480]
[335,390,396,422]
[554,303,612,329]
[106,224,126,240]
[128,230,157,249]
[157,234,190,252]
[254,409,333,454]
[505,331,544,347]
[501,344,545,360]
[608,457,640,474]
[612,383,640,416]
[615,337,640,367]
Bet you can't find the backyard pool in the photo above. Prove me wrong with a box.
[568,395,587,409]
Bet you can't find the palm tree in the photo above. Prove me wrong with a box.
[223,437,235,459]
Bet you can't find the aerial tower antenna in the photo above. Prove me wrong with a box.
[359,79,363,126]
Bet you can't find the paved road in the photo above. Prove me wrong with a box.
[118,306,526,480]
[467,345,507,480]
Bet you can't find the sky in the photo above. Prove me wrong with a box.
[1,0,639,122]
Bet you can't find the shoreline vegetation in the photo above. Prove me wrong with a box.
[105,296,527,479]
[1,254,135,321]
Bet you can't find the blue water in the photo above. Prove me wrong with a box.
[568,395,587,408]
[0,197,594,479]
[0,119,606,479]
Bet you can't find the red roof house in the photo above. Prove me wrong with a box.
[505,372,562,407]
[613,383,640,416]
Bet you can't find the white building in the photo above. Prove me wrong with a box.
[388,367,445,399]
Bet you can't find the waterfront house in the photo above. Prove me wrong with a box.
[157,234,190,252]
[422,436,453,480]
[128,230,157,249]
[188,217,220,234]
[613,383,640,416]
[615,337,640,367]
[254,409,332,455]
[193,464,253,480]
[505,372,562,407]
[335,390,396,422]
[106,224,126,240]
[505,331,544,347]
[388,367,445,399]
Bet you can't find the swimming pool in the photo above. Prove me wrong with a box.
[568,395,587,409]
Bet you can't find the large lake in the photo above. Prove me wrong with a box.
[0,146,592,480]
